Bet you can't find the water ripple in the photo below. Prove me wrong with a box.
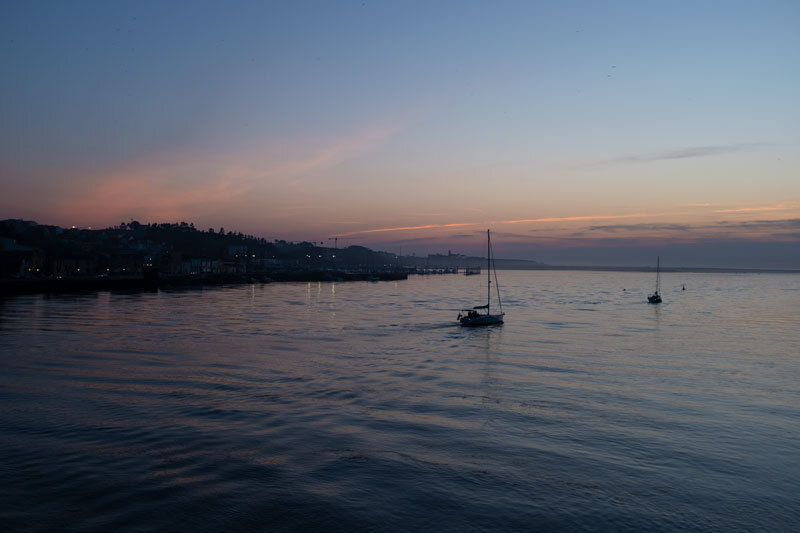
[1,271,799,531]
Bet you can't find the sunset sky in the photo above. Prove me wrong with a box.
[2,1,799,267]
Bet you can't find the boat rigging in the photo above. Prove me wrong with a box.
[458,229,505,326]
[648,256,663,304]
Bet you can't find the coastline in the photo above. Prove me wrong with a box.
[3,264,797,297]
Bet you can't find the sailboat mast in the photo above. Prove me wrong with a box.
[656,256,660,293]
[487,229,491,314]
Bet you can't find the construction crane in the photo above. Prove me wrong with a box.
[328,237,349,249]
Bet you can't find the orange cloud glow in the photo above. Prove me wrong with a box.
[714,204,794,214]
[336,222,475,236]
[502,213,652,224]
[338,213,658,237]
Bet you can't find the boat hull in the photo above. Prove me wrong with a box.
[648,294,662,304]
[459,313,504,327]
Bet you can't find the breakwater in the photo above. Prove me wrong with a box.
[0,270,408,296]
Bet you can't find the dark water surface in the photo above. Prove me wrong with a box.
[2,271,799,531]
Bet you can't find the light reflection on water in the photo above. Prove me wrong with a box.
[1,271,799,531]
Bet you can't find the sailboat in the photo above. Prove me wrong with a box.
[648,256,663,304]
[458,229,505,326]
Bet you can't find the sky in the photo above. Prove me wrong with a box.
[2,0,799,268]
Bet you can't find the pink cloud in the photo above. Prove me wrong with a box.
[714,204,794,214]
[42,119,404,228]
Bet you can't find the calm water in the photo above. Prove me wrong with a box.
[1,271,799,531]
